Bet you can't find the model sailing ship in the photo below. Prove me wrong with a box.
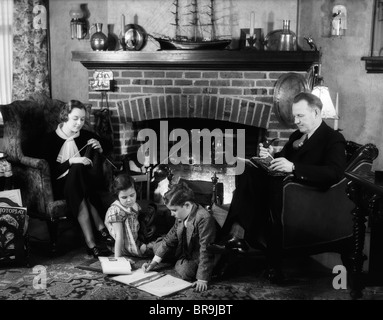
[151,0,231,50]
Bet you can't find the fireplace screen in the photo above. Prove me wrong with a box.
[132,118,266,204]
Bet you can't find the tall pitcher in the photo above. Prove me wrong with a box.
[90,23,108,51]
[278,20,297,51]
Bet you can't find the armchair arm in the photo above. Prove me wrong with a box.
[282,173,295,184]
[19,155,51,174]
[345,143,379,172]
[281,178,355,249]
[9,156,55,220]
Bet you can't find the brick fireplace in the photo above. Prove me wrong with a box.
[73,51,318,155]
[73,50,319,202]
[90,68,288,155]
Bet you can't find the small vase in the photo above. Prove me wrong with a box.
[90,23,108,51]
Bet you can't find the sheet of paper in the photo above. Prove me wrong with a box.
[112,268,158,284]
[98,257,132,275]
[112,269,193,297]
[138,274,193,297]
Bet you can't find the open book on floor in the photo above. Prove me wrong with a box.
[237,155,288,177]
[112,269,193,297]
[98,257,132,275]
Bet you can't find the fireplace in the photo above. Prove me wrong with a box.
[73,50,319,203]
[132,117,265,203]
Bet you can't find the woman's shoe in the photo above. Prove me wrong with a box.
[99,228,115,246]
[86,245,111,258]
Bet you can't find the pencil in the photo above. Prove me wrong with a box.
[130,272,166,287]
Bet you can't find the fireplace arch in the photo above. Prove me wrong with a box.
[118,94,272,128]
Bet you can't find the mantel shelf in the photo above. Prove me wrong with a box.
[361,56,383,73]
[72,50,320,71]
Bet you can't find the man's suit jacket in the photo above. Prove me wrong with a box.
[275,121,346,188]
[155,204,216,282]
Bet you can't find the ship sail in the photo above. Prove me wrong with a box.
[151,0,231,50]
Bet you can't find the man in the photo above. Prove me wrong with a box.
[210,91,347,283]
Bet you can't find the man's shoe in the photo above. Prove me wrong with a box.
[225,237,249,253]
[207,237,249,254]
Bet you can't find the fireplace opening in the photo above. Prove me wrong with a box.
[134,118,266,162]
[132,118,266,204]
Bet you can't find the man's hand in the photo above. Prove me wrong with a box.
[192,280,208,292]
[269,157,294,173]
[142,260,158,273]
[258,143,274,158]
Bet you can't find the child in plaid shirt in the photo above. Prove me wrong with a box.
[104,173,155,257]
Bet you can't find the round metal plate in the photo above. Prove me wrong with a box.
[124,24,147,51]
[273,73,309,128]
[264,29,283,51]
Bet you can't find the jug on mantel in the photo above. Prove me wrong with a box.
[90,23,108,51]
[278,20,297,51]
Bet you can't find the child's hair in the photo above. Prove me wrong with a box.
[112,173,136,197]
[163,182,195,207]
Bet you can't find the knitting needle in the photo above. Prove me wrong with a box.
[69,144,89,159]
[69,144,118,170]
[103,155,118,170]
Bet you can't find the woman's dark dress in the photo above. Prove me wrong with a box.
[40,129,112,219]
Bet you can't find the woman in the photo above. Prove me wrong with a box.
[40,100,114,258]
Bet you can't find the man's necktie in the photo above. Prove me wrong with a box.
[293,134,308,150]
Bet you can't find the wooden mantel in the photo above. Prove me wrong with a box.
[72,50,320,71]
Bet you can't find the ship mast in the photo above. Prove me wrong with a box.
[210,0,216,40]
[190,0,203,41]
[171,0,181,39]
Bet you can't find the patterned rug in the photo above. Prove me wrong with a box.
[1,246,383,301]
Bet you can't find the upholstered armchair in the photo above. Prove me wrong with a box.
[0,93,115,255]
[215,141,379,280]
[280,142,379,264]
